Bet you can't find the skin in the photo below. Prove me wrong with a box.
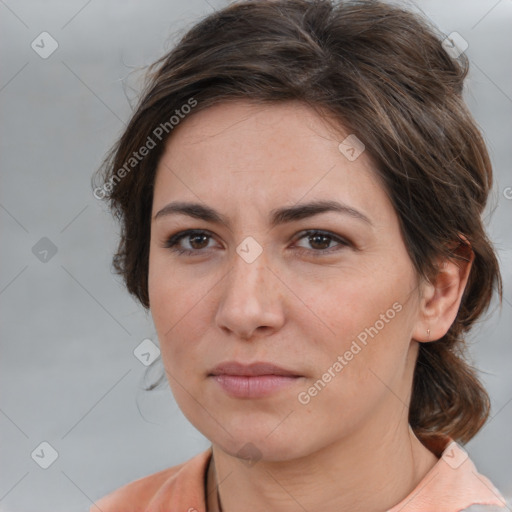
[148,100,473,512]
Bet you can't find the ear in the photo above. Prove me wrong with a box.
[412,240,474,343]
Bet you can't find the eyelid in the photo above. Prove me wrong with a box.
[163,229,219,250]
[291,230,352,256]
[163,228,353,256]
[293,229,350,246]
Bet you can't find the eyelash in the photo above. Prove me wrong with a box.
[163,229,351,257]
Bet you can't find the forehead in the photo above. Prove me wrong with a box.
[152,100,393,227]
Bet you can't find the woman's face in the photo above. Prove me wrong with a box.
[148,100,425,461]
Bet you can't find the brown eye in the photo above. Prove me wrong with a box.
[164,230,217,255]
[294,230,350,256]
[186,233,210,250]
[307,233,333,250]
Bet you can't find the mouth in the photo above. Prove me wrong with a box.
[208,361,304,399]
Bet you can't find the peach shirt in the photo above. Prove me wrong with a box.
[92,438,507,512]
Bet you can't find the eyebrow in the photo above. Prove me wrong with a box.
[153,199,372,228]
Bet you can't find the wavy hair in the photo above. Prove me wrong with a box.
[93,0,502,444]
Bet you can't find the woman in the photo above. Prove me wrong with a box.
[91,0,508,510]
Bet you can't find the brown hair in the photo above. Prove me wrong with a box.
[93,0,502,444]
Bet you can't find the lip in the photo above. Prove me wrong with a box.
[209,361,303,398]
[210,361,301,377]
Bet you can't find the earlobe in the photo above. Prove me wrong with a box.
[412,240,474,343]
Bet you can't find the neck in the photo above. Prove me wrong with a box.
[206,422,438,512]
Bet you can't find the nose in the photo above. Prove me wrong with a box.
[215,247,286,341]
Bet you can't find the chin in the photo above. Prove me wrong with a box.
[205,416,317,464]
[214,436,305,464]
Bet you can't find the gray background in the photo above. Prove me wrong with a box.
[0,1,511,511]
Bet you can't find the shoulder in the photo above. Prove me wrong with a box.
[92,466,180,511]
[461,507,510,512]
[389,439,508,512]
[91,448,212,512]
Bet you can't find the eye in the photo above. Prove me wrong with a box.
[163,229,218,255]
[163,229,351,257]
[293,230,350,256]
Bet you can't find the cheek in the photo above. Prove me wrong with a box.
[318,299,410,382]
[149,249,193,326]
[148,256,171,332]
[148,253,211,372]
[296,304,414,436]
[148,254,184,356]
[297,263,405,340]
[301,263,416,385]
